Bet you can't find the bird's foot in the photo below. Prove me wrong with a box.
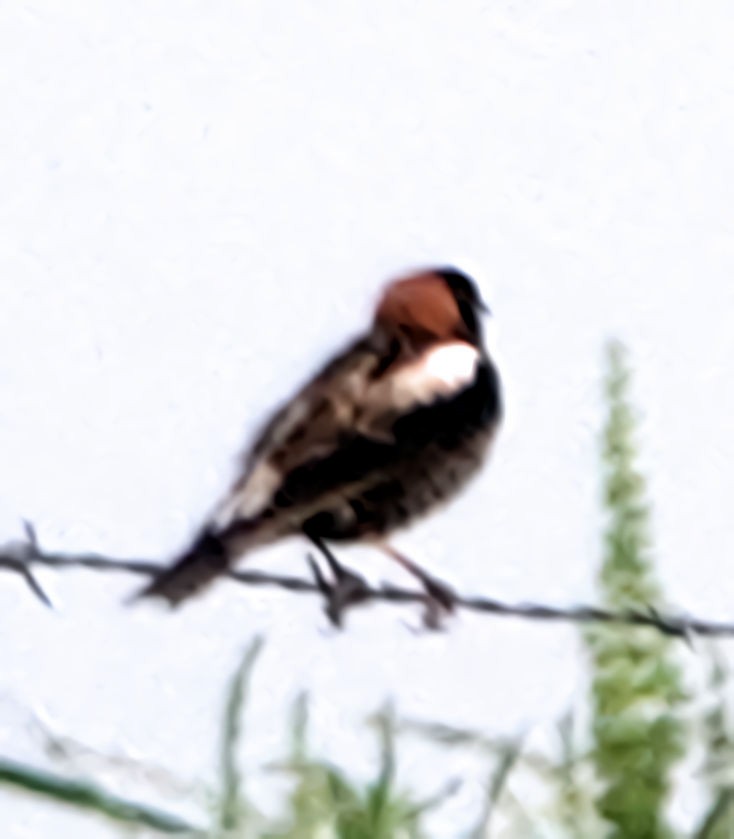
[378,543,456,630]
[306,553,371,628]
[418,574,456,630]
[421,574,456,612]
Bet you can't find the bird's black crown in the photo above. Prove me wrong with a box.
[435,267,489,345]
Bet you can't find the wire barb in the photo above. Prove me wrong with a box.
[0,522,53,608]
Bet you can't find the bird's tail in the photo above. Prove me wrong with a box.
[132,522,259,607]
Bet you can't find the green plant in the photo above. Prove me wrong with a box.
[584,341,687,839]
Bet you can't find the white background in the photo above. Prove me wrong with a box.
[2,1,734,836]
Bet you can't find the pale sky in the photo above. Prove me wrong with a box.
[2,2,734,836]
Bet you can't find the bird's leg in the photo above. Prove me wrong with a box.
[307,535,371,627]
[379,544,457,619]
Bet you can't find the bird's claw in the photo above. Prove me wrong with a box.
[306,553,371,628]
[422,576,456,612]
[420,577,456,630]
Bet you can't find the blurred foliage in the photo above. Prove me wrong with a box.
[0,756,199,834]
[4,340,734,838]
[694,647,734,839]
[215,635,265,836]
[583,341,687,839]
[262,700,449,839]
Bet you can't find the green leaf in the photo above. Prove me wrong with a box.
[217,634,265,836]
[0,757,200,834]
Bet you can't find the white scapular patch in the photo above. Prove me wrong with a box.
[213,461,281,526]
[380,341,480,410]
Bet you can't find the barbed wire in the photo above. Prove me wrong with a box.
[1,521,733,639]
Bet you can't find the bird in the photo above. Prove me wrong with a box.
[135,267,502,618]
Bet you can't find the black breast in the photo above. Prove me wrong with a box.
[275,359,502,541]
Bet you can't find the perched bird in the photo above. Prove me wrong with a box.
[136,267,502,616]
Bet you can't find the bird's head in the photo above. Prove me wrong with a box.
[374,267,489,348]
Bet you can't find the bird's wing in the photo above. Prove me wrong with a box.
[212,338,381,527]
[212,337,481,529]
